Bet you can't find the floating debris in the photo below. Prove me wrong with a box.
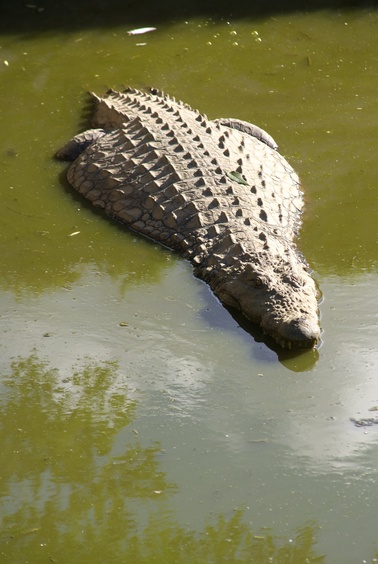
[127,27,157,36]
[25,4,44,12]
[226,171,249,186]
[351,417,378,427]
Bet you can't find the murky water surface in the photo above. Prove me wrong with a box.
[1,4,378,562]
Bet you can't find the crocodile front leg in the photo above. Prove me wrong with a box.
[56,128,108,161]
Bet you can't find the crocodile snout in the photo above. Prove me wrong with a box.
[263,315,320,349]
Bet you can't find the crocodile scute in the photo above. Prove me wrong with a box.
[56,87,321,349]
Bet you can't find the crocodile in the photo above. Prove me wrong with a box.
[56,88,321,349]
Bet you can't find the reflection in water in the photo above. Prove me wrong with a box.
[278,347,319,372]
[127,513,324,563]
[0,354,324,563]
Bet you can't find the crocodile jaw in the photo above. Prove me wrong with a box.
[260,311,320,349]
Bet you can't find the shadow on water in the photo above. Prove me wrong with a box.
[0,0,375,35]
[0,353,325,562]
[228,306,320,371]
[200,296,319,371]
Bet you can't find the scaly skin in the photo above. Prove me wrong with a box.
[56,88,321,349]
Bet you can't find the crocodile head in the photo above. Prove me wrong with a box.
[215,254,320,349]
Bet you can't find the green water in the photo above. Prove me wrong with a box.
[1,3,378,563]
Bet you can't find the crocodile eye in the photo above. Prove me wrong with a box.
[254,277,263,288]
